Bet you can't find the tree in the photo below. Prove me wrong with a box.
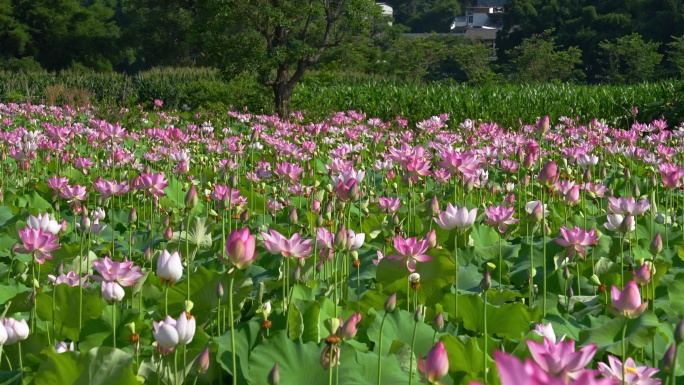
[505,29,584,83]
[667,35,684,78]
[598,33,662,84]
[205,0,379,117]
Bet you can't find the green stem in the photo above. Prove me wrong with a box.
[498,237,502,289]
[408,318,419,385]
[483,290,488,384]
[670,344,680,385]
[542,189,547,317]
[186,215,191,302]
[229,271,237,385]
[622,322,627,385]
[454,236,459,320]
[576,260,581,297]
[377,313,388,385]
[112,304,117,349]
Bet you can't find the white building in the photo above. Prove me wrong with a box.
[376,2,393,26]
[450,6,504,32]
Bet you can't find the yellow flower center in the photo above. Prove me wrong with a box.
[625,366,638,375]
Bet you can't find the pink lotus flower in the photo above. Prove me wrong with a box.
[598,355,660,385]
[386,236,431,272]
[261,230,312,259]
[554,226,598,260]
[604,214,635,233]
[48,271,89,287]
[537,161,560,186]
[418,342,449,384]
[59,184,88,204]
[336,179,358,202]
[93,177,130,198]
[378,197,401,213]
[434,203,477,230]
[135,172,168,197]
[336,313,361,341]
[91,256,145,287]
[610,281,648,318]
[492,351,613,385]
[14,227,60,264]
[274,162,304,184]
[484,205,519,233]
[633,263,652,286]
[222,227,257,269]
[607,197,650,216]
[47,176,69,194]
[372,250,384,266]
[526,335,597,378]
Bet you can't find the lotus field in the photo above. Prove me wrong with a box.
[2,102,684,385]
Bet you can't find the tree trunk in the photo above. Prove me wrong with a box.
[273,81,293,119]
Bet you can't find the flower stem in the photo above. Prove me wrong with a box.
[622,322,627,385]
[454,236,459,320]
[377,313,388,385]
[229,271,237,385]
[408,317,419,385]
[112,303,117,349]
[483,291,488,384]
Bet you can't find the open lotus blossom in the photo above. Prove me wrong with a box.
[91,256,145,287]
[378,197,401,213]
[386,235,431,272]
[14,227,60,264]
[346,229,365,251]
[610,281,648,318]
[484,205,519,233]
[261,230,313,259]
[135,172,168,197]
[491,351,614,385]
[417,342,449,384]
[527,334,597,378]
[55,341,75,353]
[26,213,62,235]
[533,323,565,343]
[93,177,130,198]
[48,271,89,287]
[598,355,661,385]
[554,226,598,260]
[607,197,650,216]
[434,202,478,230]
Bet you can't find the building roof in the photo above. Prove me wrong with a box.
[464,28,498,40]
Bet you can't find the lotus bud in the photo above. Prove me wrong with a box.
[566,284,573,298]
[600,167,607,179]
[240,210,249,222]
[650,233,663,255]
[583,168,592,183]
[432,312,444,332]
[428,196,440,216]
[185,184,198,210]
[480,270,491,292]
[288,207,298,224]
[676,318,684,345]
[623,168,631,179]
[129,207,138,224]
[163,226,173,241]
[504,193,516,206]
[268,363,280,385]
[619,214,634,233]
[424,229,437,248]
[563,266,570,280]
[195,347,210,374]
[523,154,535,170]
[414,304,425,323]
[337,313,361,341]
[385,293,397,313]
[516,147,525,163]
[662,344,677,374]
[228,173,238,188]
[333,225,348,251]
[144,247,152,262]
[216,282,224,299]
[633,262,651,286]
[537,115,550,135]
[538,161,559,186]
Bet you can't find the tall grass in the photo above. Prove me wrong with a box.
[0,68,681,127]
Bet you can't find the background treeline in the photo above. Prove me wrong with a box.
[2,0,684,85]
[2,0,684,122]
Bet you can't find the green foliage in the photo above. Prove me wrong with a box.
[599,33,663,84]
[506,29,585,83]
[667,35,684,78]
